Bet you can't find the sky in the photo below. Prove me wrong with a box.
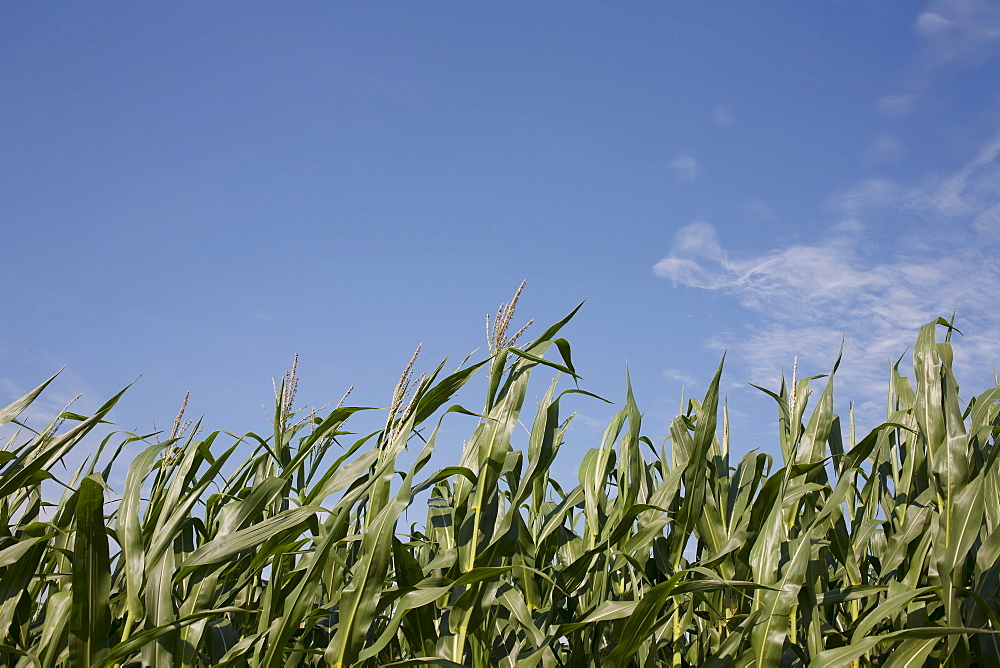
[3,1,1000,478]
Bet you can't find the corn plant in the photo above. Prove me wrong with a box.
[1,297,998,666]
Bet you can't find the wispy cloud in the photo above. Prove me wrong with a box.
[865,133,905,163]
[878,0,1000,116]
[654,134,1000,419]
[831,133,1000,222]
[255,310,277,325]
[670,152,699,182]
[875,94,916,119]
[570,413,616,435]
[712,104,735,127]
[663,367,699,388]
[742,198,777,222]
[915,0,1000,72]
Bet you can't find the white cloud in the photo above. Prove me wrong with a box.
[866,134,905,162]
[571,413,615,435]
[878,0,1000,116]
[712,105,735,127]
[654,134,1000,421]
[670,152,699,182]
[663,368,699,387]
[830,133,1000,222]
[743,199,777,221]
[916,11,955,36]
[875,94,916,119]
[653,221,728,289]
[916,0,1000,71]
[973,203,1000,234]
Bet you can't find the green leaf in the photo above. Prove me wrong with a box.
[604,573,684,667]
[0,372,58,427]
[69,474,111,668]
[183,505,321,567]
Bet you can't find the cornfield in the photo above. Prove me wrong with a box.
[2,296,999,667]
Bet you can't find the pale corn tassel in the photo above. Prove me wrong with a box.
[170,391,190,440]
[789,356,798,417]
[487,280,532,356]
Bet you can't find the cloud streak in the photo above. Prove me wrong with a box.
[878,0,1000,116]
[712,105,735,127]
[654,134,1000,419]
[670,152,699,182]
[915,0,1000,72]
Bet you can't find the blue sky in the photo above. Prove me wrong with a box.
[3,2,1000,473]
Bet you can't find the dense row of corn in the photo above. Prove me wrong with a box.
[1,302,998,667]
